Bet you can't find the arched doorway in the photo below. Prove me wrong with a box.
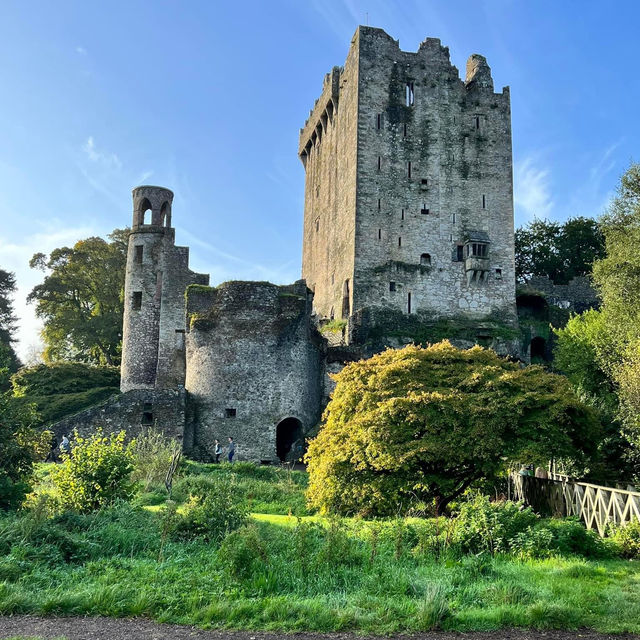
[276,417,303,463]
[530,336,547,362]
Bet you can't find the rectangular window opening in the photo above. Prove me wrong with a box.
[403,123,408,137]
[141,412,153,425]
[407,161,412,179]
[377,198,381,211]
[421,207,430,215]
[132,291,142,310]
[482,194,486,209]
[475,116,481,130]
[135,245,143,264]
[495,268,502,279]
[401,208,405,221]
[452,213,456,224]
[407,292,412,314]
[398,236,402,247]
[225,408,237,418]
[378,228,381,240]
[377,156,381,171]
[376,113,381,130]
[405,82,415,106]
[389,282,396,292]
[456,245,464,261]
[421,178,429,185]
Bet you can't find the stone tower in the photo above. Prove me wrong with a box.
[121,186,209,393]
[299,27,516,338]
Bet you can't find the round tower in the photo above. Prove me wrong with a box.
[120,186,174,392]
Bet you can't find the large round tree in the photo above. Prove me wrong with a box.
[306,342,601,516]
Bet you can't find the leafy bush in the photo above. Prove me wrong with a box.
[306,342,601,516]
[129,428,181,492]
[172,478,247,542]
[219,524,269,578]
[52,429,134,512]
[610,521,640,558]
[451,495,539,555]
[0,393,49,510]
[510,526,555,559]
[541,517,612,558]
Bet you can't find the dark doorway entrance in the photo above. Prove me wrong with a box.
[530,336,547,362]
[276,417,303,462]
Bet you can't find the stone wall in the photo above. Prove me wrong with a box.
[48,389,187,444]
[525,276,599,313]
[184,280,325,463]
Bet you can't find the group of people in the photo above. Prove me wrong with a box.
[213,437,236,464]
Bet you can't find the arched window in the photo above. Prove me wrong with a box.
[420,253,431,265]
[160,201,171,227]
[138,198,152,226]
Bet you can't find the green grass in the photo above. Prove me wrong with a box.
[3,461,640,633]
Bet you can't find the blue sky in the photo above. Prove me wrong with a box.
[0,0,637,360]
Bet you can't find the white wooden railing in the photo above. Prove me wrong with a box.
[510,472,640,536]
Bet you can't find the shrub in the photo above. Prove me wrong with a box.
[0,393,49,510]
[610,520,640,558]
[129,428,181,492]
[306,342,601,516]
[172,478,247,542]
[541,517,612,558]
[510,526,555,559]
[52,429,134,513]
[451,494,539,555]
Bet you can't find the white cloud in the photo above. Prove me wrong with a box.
[514,156,554,223]
[83,136,122,170]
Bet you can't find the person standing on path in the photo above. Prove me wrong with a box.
[214,439,222,463]
[227,437,236,464]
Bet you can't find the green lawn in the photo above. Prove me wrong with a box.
[1,462,639,633]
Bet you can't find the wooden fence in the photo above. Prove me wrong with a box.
[509,472,640,536]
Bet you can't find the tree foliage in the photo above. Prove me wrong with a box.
[305,342,600,517]
[590,163,640,457]
[0,366,48,510]
[0,268,21,380]
[52,429,135,513]
[28,229,128,365]
[515,216,605,284]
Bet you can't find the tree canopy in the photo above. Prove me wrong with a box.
[0,268,21,379]
[305,342,600,517]
[515,216,605,284]
[589,163,640,458]
[28,229,128,365]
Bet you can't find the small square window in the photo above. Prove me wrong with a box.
[495,268,502,279]
[225,408,237,418]
[389,282,396,292]
[456,245,464,261]
[132,291,142,310]
[421,208,430,215]
[421,179,429,186]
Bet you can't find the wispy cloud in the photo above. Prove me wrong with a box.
[514,156,554,224]
[76,46,87,56]
[83,136,122,170]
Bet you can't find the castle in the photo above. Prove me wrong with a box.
[53,27,521,463]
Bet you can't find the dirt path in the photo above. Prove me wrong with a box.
[0,616,639,640]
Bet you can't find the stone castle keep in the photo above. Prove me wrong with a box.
[54,27,520,462]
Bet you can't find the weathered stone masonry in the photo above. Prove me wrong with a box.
[51,27,520,462]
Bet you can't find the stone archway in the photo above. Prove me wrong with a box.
[276,417,303,463]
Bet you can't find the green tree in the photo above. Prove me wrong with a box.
[52,429,135,513]
[0,367,48,510]
[28,229,128,365]
[515,216,605,284]
[553,310,633,482]
[306,342,600,517]
[0,268,21,379]
[591,163,640,456]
